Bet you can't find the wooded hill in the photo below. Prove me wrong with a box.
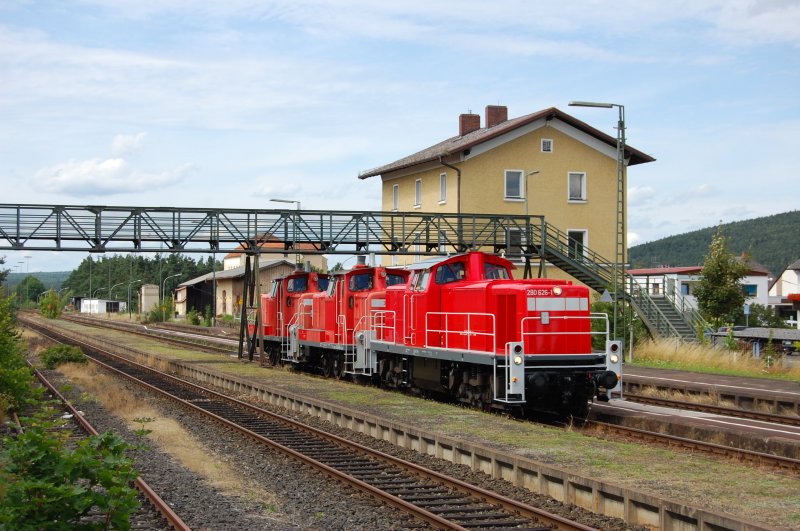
[629,210,800,276]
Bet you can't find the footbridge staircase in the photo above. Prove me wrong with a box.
[523,222,704,341]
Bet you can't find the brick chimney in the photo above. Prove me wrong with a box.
[485,105,508,128]
[459,113,481,136]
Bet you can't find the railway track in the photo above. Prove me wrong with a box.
[25,360,191,530]
[585,419,800,473]
[28,319,594,531]
[622,392,800,427]
[41,315,800,475]
[61,314,236,355]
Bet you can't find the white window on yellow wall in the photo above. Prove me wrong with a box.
[541,138,553,153]
[392,184,399,211]
[504,170,523,199]
[414,179,422,207]
[439,173,446,203]
[568,172,586,202]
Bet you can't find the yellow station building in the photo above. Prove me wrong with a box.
[359,105,655,283]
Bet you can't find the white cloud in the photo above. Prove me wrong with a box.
[628,185,656,205]
[111,132,147,156]
[34,158,193,196]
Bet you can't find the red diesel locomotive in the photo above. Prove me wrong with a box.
[257,251,621,417]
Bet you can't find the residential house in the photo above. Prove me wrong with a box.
[222,236,327,272]
[768,259,800,328]
[358,105,655,282]
[175,259,297,318]
[629,257,772,312]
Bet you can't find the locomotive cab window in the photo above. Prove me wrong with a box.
[435,262,465,284]
[350,273,373,291]
[286,277,308,293]
[386,273,406,286]
[269,280,279,297]
[484,263,510,279]
[414,270,432,291]
[316,277,330,291]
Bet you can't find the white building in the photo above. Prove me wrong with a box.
[768,259,800,328]
[80,298,127,314]
[629,259,772,310]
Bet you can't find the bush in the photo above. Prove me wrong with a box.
[38,290,67,320]
[0,296,35,416]
[187,309,201,326]
[145,298,173,323]
[40,345,87,370]
[0,413,140,529]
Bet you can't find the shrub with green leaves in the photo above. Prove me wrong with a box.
[39,289,67,320]
[187,309,201,326]
[40,345,87,370]
[0,413,139,529]
[0,295,34,416]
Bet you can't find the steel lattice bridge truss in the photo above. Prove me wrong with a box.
[0,204,547,257]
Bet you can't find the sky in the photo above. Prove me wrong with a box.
[1,0,799,273]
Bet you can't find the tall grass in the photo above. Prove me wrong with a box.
[632,339,800,382]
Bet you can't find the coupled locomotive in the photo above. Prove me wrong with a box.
[256,251,621,417]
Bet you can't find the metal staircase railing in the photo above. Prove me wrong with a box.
[662,280,712,338]
[527,222,695,340]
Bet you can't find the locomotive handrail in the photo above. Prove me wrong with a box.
[425,312,496,354]
[369,310,397,343]
[520,314,608,356]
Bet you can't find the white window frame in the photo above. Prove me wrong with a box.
[541,138,553,153]
[392,184,399,211]
[567,172,587,203]
[414,179,422,208]
[566,229,588,259]
[439,172,447,204]
[504,169,524,201]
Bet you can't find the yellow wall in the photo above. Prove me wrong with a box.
[380,122,626,284]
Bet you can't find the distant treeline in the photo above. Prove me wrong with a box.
[61,254,221,306]
[3,271,70,291]
[629,210,800,276]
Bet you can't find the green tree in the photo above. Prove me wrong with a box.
[15,275,46,305]
[39,289,69,319]
[734,303,789,328]
[693,228,748,327]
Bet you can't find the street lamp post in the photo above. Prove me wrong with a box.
[127,279,142,318]
[162,273,181,320]
[569,100,626,341]
[109,282,126,299]
[24,255,31,303]
[270,198,301,266]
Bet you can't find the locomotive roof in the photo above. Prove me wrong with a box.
[401,252,514,271]
[403,255,457,271]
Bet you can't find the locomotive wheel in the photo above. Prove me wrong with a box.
[332,353,344,379]
[268,346,281,367]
